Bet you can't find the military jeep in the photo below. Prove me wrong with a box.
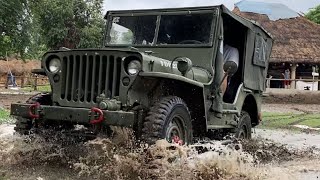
[11,5,273,144]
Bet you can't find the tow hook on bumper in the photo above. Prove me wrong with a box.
[29,102,41,119]
[89,107,104,124]
[11,104,135,127]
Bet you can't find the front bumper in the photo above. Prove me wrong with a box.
[10,103,135,128]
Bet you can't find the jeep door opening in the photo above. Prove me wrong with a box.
[11,5,273,144]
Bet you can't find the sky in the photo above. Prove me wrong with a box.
[103,0,320,15]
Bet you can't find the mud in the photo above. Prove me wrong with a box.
[263,89,320,104]
[262,104,320,114]
[0,124,319,180]
[1,99,320,179]
[1,88,320,179]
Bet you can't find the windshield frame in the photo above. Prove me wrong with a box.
[104,10,217,48]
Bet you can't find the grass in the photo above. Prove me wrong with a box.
[0,109,10,123]
[260,112,320,131]
[299,119,320,128]
[0,176,8,180]
[20,85,51,92]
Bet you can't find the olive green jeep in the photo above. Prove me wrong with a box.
[11,5,273,144]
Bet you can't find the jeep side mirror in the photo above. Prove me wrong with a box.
[223,61,238,76]
[173,57,193,76]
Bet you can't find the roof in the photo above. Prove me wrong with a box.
[104,5,272,39]
[233,7,320,64]
[235,0,300,20]
[105,5,222,18]
[0,59,40,75]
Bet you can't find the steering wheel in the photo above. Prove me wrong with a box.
[178,40,202,44]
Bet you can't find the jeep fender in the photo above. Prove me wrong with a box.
[233,84,260,127]
[139,72,205,88]
[130,72,208,136]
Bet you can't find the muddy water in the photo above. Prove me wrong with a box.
[253,129,320,150]
[0,124,319,180]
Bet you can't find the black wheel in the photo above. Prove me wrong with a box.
[14,93,52,135]
[235,111,252,139]
[141,96,193,145]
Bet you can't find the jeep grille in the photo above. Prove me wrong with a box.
[60,54,122,104]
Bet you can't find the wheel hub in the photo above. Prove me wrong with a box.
[172,135,183,145]
[166,117,185,145]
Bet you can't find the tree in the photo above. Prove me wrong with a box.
[0,0,105,60]
[0,34,13,58]
[77,0,105,48]
[31,0,104,50]
[306,5,320,24]
[0,0,32,59]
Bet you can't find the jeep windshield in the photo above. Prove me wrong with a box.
[106,13,214,46]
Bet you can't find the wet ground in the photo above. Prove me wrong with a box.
[253,128,320,150]
[262,103,320,114]
[1,101,320,179]
[0,123,319,180]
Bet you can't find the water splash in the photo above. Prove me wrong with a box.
[0,125,318,180]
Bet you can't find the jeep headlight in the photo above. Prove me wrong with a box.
[127,60,141,75]
[48,58,61,73]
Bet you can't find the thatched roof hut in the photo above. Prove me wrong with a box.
[0,59,40,76]
[233,7,320,64]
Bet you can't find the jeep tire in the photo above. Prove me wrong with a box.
[141,96,193,145]
[235,111,252,139]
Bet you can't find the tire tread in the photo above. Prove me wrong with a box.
[141,96,191,144]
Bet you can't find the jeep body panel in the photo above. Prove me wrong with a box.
[11,5,273,136]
